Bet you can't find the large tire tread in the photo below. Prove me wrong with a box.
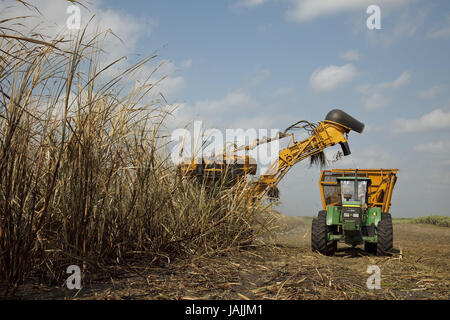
[377,212,393,256]
[311,211,336,256]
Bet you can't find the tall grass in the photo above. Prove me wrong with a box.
[0,4,273,297]
[412,216,450,227]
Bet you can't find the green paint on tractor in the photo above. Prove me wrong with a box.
[312,170,397,256]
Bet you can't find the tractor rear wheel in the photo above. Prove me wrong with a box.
[311,211,337,256]
[376,212,393,256]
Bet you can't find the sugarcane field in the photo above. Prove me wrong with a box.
[0,0,449,310]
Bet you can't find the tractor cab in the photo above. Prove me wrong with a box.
[336,177,372,240]
[337,176,371,209]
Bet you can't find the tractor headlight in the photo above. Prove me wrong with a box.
[352,213,359,218]
[343,212,350,218]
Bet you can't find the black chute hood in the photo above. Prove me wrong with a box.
[325,109,365,134]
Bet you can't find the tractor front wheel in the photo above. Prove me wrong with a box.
[311,211,337,256]
[376,212,393,256]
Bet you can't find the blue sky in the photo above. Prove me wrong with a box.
[3,0,450,217]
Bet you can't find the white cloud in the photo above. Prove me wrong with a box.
[0,1,157,55]
[309,64,357,92]
[361,93,390,111]
[340,50,359,61]
[105,56,187,99]
[357,84,372,95]
[158,76,186,97]
[234,0,267,9]
[94,9,157,57]
[248,67,271,86]
[394,108,450,133]
[285,0,409,22]
[273,86,293,97]
[413,140,450,168]
[414,140,450,154]
[167,90,300,132]
[358,72,410,111]
[168,90,259,129]
[1,1,188,100]
[358,72,410,94]
[428,26,450,39]
[428,14,450,39]
[379,72,411,89]
[194,91,257,114]
[417,85,446,99]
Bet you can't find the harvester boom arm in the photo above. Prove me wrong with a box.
[251,119,355,200]
[177,109,364,203]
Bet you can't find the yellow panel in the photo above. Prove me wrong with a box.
[319,169,398,212]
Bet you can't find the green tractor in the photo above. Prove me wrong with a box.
[312,169,397,256]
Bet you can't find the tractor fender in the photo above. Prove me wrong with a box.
[366,207,382,227]
[325,207,340,226]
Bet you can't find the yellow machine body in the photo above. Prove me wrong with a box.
[179,109,365,202]
[319,169,398,213]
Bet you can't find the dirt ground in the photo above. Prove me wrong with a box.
[16,216,450,300]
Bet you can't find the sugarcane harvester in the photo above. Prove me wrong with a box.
[179,109,365,201]
[313,169,398,256]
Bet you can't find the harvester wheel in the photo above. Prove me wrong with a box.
[311,211,337,256]
[376,212,393,256]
